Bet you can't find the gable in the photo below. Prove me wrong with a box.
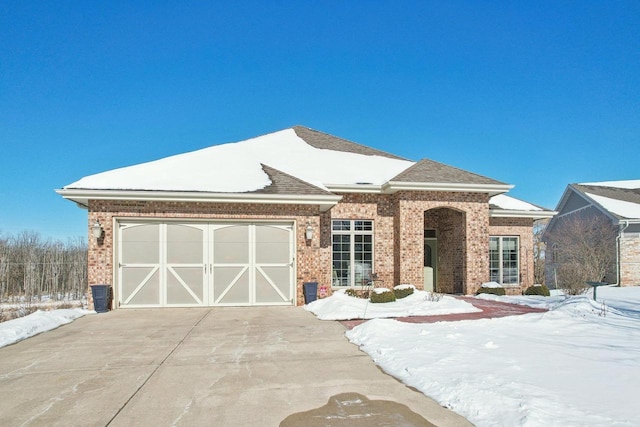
[561,191,590,213]
[392,158,507,186]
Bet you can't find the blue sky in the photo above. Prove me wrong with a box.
[1,1,638,241]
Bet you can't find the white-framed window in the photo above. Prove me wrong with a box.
[332,220,373,287]
[489,236,519,285]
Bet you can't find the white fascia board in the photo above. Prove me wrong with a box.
[490,209,557,219]
[56,189,342,212]
[618,219,640,225]
[325,183,384,194]
[383,181,514,195]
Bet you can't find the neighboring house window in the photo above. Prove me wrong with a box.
[332,220,373,287]
[489,236,519,285]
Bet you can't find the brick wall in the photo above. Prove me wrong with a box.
[394,191,490,294]
[620,234,640,286]
[489,217,535,293]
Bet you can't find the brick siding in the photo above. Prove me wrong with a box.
[489,217,535,293]
[620,234,640,286]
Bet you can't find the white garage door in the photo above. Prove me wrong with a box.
[117,221,295,308]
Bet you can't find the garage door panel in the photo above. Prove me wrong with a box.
[214,225,249,263]
[215,267,250,304]
[122,267,160,305]
[167,224,204,264]
[255,266,290,303]
[122,224,160,264]
[255,225,290,264]
[167,267,203,305]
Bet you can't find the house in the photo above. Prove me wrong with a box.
[56,126,554,309]
[543,180,640,287]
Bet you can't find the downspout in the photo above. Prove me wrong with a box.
[614,220,630,286]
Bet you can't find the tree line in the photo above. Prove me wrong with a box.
[0,231,87,302]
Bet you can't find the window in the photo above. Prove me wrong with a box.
[332,220,373,287]
[489,236,519,285]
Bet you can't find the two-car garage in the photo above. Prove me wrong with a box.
[116,221,295,308]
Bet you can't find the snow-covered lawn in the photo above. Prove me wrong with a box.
[304,289,480,320]
[340,286,640,427]
[0,308,91,348]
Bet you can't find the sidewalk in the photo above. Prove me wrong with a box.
[340,296,547,329]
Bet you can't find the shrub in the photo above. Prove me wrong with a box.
[370,289,397,303]
[476,286,506,296]
[393,285,414,299]
[524,284,550,296]
[424,292,443,302]
[344,288,359,298]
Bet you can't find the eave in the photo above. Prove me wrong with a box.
[55,188,342,212]
[383,181,514,196]
[490,209,557,220]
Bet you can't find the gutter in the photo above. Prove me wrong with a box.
[55,188,342,212]
[489,209,556,220]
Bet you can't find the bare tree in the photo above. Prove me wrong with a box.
[0,231,87,303]
[546,214,617,295]
[533,219,549,285]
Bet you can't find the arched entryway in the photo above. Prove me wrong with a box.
[424,207,466,294]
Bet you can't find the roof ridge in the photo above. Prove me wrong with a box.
[291,125,410,161]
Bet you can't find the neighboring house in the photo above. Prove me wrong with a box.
[543,180,640,288]
[56,126,554,309]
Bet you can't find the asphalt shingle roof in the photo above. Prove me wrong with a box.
[391,158,507,186]
[253,164,334,196]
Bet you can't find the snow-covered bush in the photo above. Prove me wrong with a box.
[370,288,396,303]
[393,284,415,299]
[524,284,550,296]
[476,286,506,296]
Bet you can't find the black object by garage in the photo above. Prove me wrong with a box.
[303,282,318,304]
[90,284,112,313]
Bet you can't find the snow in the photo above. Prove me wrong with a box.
[581,180,640,190]
[490,194,543,211]
[304,290,480,320]
[345,286,640,427]
[480,281,503,288]
[586,192,640,219]
[64,128,414,193]
[0,308,91,348]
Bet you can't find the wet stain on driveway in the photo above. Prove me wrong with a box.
[280,392,436,427]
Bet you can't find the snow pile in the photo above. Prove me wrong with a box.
[346,287,640,427]
[0,308,91,348]
[304,290,480,320]
[479,281,503,288]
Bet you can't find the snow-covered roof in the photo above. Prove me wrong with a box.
[58,126,527,209]
[585,193,640,219]
[64,128,413,193]
[579,180,640,190]
[570,180,640,220]
[489,194,555,219]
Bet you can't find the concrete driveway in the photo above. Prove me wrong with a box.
[0,307,471,426]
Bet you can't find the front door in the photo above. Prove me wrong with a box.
[424,238,437,292]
